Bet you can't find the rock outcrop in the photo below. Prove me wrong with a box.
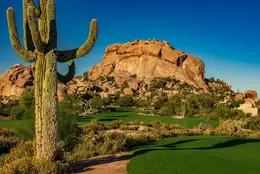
[235,90,258,101]
[0,64,34,99]
[89,40,209,92]
[243,90,257,99]
[0,64,95,101]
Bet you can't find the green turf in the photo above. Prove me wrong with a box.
[0,108,218,134]
[127,136,260,174]
[77,108,219,128]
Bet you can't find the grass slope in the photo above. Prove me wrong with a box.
[0,108,218,134]
[77,108,218,128]
[128,136,260,174]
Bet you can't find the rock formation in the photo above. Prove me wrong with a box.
[89,40,209,92]
[0,64,34,99]
[0,64,94,101]
[235,90,258,100]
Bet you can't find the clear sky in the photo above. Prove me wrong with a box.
[0,0,259,94]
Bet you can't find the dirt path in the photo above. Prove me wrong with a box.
[72,152,133,174]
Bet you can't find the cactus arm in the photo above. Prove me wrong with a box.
[57,60,76,84]
[6,8,36,62]
[55,19,98,62]
[28,6,45,52]
[46,0,57,50]
[23,0,35,50]
[39,0,48,42]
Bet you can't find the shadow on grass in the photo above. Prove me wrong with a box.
[72,137,260,173]
[77,115,130,123]
[132,138,260,157]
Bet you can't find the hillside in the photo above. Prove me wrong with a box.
[0,40,235,101]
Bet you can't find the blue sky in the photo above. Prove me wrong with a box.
[0,0,260,94]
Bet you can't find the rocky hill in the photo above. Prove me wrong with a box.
[0,40,236,101]
[89,40,208,92]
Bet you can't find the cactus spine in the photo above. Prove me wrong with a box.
[6,0,98,161]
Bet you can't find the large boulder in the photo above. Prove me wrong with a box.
[243,90,257,99]
[0,64,34,99]
[89,40,209,92]
[0,64,92,101]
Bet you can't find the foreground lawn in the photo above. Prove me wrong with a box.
[128,136,260,174]
[77,108,218,128]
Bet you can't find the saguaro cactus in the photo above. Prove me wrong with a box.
[6,0,98,161]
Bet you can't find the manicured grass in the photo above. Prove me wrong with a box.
[0,108,218,133]
[0,119,32,131]
[0,119,35,139]
[77,108,219,128]
[128,136,260,174]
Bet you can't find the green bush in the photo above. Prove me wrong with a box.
[82,71,89,81]
[116,96,134,107]
[185,94,215,116]
[59,93,84,115]
[159,106,173,116]
[153,100,164,110]
[89,97,104,110]
[134,99,151,107]
[105,76,115,82]
[19,90,34,108]
[207,107,248,120]
[231,100,245,108]
[244,117,260,130]
[10,105,25,120]
[209,77,215,83]
[130,74,137,78]
[0,100,19,116]
[0,129,20,155]
[121,81,129,89]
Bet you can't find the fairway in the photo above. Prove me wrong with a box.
[128,136,260,174]
[77,108,218,128]
[0,108,218,134]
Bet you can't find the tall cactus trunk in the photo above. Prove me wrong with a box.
[35,52,58,160]
[6,0,98,161]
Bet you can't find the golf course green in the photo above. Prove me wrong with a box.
[128,136,260,174]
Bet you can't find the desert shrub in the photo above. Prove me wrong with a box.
[130,74,137,78]
[209,77,215,83]
[133,99,151,107]
[89,97,104,110]
[150,78,166,89]
[207,107,248,120]
[231,100,245,108]
[0,100,19,116]
[10,105,26,120]
[0,141,71,174]
[184,94,216,116]
[82,71,89,81]
[105,120,123,130]
[59,93,84,115]
[244,117,260,130]
[0,129,20,155]
[116,96,134,107]
[105,76,115,82]
[19,90,34,108]
[126,132,158,148]
[153,100,164,110]
[69,131,128,161]
[121,81,129,89]
[159,106,173,116]
[58,109,81,151]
